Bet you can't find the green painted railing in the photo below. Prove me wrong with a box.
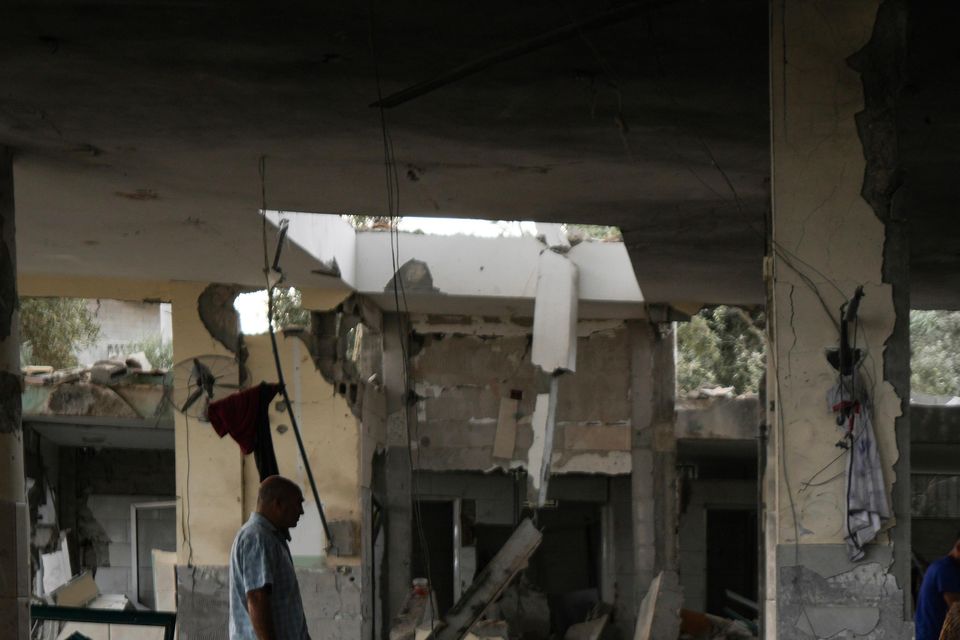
[31,604,177,640]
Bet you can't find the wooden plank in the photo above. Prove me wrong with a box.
[491,398,519,459]
[435,518,542,640]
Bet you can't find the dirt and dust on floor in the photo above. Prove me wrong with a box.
[389,518,757,640]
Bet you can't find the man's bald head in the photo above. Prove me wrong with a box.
[256,476,304,530]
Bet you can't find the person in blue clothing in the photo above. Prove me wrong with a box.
[916,534,960,640]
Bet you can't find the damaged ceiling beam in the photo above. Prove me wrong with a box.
[527,248,578,506]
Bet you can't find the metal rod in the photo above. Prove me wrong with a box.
[267,284,335,551]
[31,605,177,640]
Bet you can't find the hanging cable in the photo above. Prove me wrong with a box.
[367,2,436,621]
[259,156,335,551]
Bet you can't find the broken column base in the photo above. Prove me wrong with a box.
[775,545,911,639]
[176,564,363,640]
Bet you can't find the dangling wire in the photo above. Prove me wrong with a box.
[367,2,436,621]
[259,156,335,551]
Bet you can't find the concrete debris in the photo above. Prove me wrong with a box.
[435,518,542,640]
[564,603,612,640]
[89,360,127,385]
[124,350,152,371]
[685,385,736,400]
[391,578,437,640]
[535,222,571,253]
[633,571,683,640]
[464,620,509,640]
[49,571,98,607]
[47,382,138,418]
[498,582,551,640]
[679,610,755,640]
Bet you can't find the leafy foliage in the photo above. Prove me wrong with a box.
[911,310,960,396]
[344,215,395,230]
[271,287,310,329]
[676,306,766,394]
[20,297,100,369]
[565,224,623,242]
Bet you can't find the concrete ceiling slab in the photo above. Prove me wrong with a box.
[0,0,771,302]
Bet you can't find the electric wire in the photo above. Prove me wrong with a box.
[258,156,335,550]
[367,2,436,622]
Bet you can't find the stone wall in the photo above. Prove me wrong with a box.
[176,564,362,640]
[409,324,632,475]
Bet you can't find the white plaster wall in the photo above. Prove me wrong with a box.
[354,231,643,304]
[74,299,165,366]
[770,0,898,547]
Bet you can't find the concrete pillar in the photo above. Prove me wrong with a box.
[767,2,910,638]
[629,320,678,605]
[0,147,29,639]
[382,313,412,628]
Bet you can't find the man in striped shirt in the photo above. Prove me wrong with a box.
[229,476,310,640]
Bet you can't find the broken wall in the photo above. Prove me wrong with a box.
[768,2,911,637]
[409,322,632,475]
[19,276,367,637]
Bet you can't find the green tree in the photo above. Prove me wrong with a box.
[271,287,309,329]
[344,215,395,230]
[676,306,766,394]
[20,297,100,369]
[911,310,960,396]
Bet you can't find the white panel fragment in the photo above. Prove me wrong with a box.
[531,250,579,373]
[528,377,560,506]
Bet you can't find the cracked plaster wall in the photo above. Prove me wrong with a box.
[768,2,909,638]
[409,324,632,475]
[18,276,364,629]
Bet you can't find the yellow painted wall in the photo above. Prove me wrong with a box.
[19,275,361,565]
[242,332,361,562]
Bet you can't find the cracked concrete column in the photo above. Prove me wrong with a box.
[0,147,29,640]
[628,320,678,609]
[382,313,412,626]
[768,2,910,638]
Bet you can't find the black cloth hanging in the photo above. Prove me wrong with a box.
[208,382,282,481]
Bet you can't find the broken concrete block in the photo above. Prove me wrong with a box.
[124,351,152,371]
[90,361,127,385]
[50,571,98,607]
[633,571,683,640]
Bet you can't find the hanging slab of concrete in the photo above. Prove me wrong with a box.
[527,378,559,506]
[531,250,578,374]
[434,518,542,640]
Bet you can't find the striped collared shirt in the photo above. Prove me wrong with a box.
[229,512,310,639]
